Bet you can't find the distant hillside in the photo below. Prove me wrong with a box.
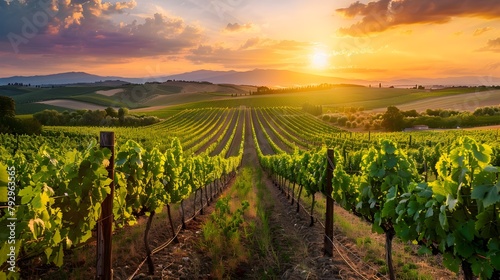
[2,70,499,87]
[390,76,500,87]
[161,69,369,87]
[0,70,368,87]
[0,72,142,85]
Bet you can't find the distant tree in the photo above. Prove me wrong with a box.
[381,106,405,131]
[118,107,129,125]
[402,109,419,118]
[0,96,16,118]
[105,107,118,118]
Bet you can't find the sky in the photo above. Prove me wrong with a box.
[0,0,499,81]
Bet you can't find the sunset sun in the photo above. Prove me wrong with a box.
[310,51,330,70]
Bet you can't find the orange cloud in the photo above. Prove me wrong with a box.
[480,37,500,52]
[473,27,493,36]
[187,39,311,68]
[337,0,500,36]
[224,22,254,32]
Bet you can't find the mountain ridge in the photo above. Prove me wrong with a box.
[1,70,499,87]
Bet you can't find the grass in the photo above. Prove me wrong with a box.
[198,167,258,278]
[69,94,130,108]
[15,103,71,114]
[198,167,285,278]
[251,167,282,278]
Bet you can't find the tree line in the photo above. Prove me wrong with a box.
[33,107,160,127]
[321,105,500,131]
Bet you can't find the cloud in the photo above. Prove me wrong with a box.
[240,37,260,49]
[186,39,311,68]
[0,0,202,56]
[473,27,493,36]
[336,0,500,36]
[480,37,500,52]
[224,22,254,32]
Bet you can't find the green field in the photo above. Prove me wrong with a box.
[3,82,500,119]
[137,86,495,118]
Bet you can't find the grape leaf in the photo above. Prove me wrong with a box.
[472,184,500,208]
[443,252,461,272]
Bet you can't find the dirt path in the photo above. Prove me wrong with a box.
[238,109,358,279]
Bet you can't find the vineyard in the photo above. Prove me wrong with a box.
[1,106,500,279]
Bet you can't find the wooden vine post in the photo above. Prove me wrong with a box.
[324,148,334,256]
[97,132,115,280]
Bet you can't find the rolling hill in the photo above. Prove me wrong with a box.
[0,69,368,87]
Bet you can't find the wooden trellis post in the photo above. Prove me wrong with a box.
[97,132,115,280]
[324,149,334,256]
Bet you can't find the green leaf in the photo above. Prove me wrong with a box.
[446,194,458,210]
[0,186,7,203]
[0,243,11,265]
[386,156,397,168]
[488,238,500,251]
[446,234,455,247]
[471,258,493,279]
[472,184,500,208]
[425,207,433,218]
[458,220,475,242]
[45,247,53,260]
[417,246,432,255]
[407,200,418,216]
[54,244,64,267]
[455,236,474,258]
[491,253,500,270]
[19,186,34,203]
[115,152,129,166]
[471,143,491,164]
[381,140,396,154]
[382,199,396,218]
[443,252,461,272]
[31,194,44,210]
[484,165,499,173]
[0,163,8,202]
[52,229,61,245]
[475,209,499,239]
[439,210,448,230]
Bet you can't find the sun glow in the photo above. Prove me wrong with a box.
[310,51,330,70]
